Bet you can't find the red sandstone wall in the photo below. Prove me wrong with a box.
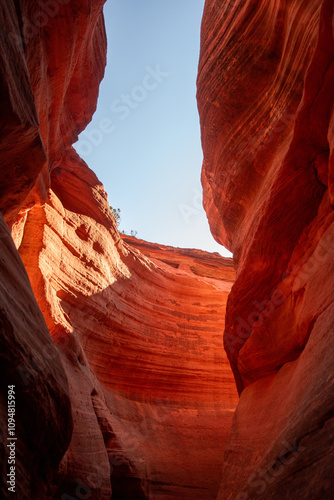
[198,0,334,498]
[0,213,72,499]
[0,0,107,496]
[17,150,237,499]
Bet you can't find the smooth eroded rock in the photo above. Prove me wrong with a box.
[17,150,238,499]
[198,0,334,497]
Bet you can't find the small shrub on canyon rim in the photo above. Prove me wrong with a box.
[110,206,121,226]
[109,207,137,237]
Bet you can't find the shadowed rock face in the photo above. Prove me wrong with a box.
[0,1,238,499]
[0,214,72,500]
[198,0,334,498]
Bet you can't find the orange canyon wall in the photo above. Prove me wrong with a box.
[198,0,334,498]
[0,1,238,499]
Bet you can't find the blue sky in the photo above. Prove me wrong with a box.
[74,0,232,257]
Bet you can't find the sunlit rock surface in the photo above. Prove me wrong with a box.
[198,0,334,498]
[0,1,238,499]
[17,150,237,499]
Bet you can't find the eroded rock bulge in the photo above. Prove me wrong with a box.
[0,214,72,499]
[198,0,334,498]
[0,0,105,498]
[0,0,106,226]
[1,0,106,497]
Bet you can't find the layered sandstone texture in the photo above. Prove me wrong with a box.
[0,0,106,497]
[20,164,237,499]
[0,1,238,499]
[198,0,334,498]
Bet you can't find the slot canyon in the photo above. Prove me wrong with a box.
[0,0,333,499]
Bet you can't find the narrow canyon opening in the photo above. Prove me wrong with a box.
[74,0,232,258]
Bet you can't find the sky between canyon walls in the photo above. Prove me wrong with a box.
[74,0,232,257]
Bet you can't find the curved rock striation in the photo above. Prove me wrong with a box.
[17,150,237,498]
[0,0,107,497]
[198,0,334,498]
[0,0,106,226]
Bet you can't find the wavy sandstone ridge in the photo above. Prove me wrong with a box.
[0,1,238,499]
[17,153,237,499]
[198,0,334,498]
